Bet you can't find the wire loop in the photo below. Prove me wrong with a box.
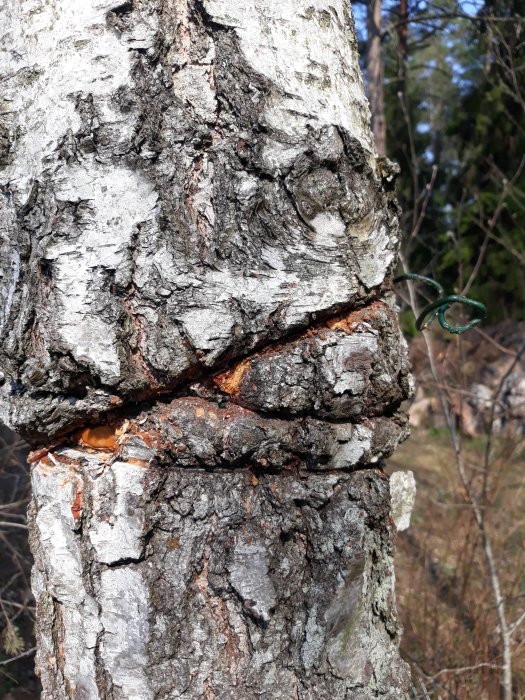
[394,274,487,335]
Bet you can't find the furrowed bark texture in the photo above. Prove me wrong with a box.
[30,445,409,700]
[1,0,413,697]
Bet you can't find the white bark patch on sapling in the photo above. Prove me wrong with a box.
[390,470,416,531]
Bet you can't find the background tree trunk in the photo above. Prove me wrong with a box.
[1,0,412,697]
[367,0,387,156]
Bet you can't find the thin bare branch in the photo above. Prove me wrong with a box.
[0,647,36,667]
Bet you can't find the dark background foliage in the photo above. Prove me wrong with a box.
[355,0,525,323]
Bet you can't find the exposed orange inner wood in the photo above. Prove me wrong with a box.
[214,357,252,396]
[327,301,385,333]
[78,425,119,450]
[214,302,387,395]
[71,488,83,522]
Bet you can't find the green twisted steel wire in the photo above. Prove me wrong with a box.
[394,274,487,335]
[394,272,445,296]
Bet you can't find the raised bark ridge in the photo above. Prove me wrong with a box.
[28,301,412,472]
[2,1,413,697]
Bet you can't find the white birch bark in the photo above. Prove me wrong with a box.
[1,1,412,697]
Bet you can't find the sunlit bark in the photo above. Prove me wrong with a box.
[1,1,412,697]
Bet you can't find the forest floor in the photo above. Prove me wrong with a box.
[388,427,525,700]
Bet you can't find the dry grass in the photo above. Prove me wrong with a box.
[388,428,525,699]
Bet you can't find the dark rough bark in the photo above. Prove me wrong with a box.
[213,303,411,420]
[1,0,413,697]
[30,446,409,699]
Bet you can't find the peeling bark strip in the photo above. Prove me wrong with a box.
[2,0,412,697]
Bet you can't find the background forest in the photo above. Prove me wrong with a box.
[353,0,525,697]
[0,1,524,699]
[355,0,524,321]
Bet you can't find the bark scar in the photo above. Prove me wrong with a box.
[76,425,121,450]
[28,298,411,473]
[71,485,83,524]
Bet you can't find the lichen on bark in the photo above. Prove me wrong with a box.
[1,0,412,697]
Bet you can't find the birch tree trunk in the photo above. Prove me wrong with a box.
[0,1,413,697]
